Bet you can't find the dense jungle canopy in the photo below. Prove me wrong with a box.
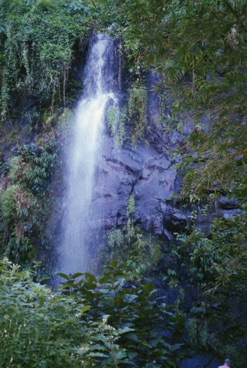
[1,0,246,199]
[0,0,246,367]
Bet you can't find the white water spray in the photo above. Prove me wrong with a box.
[59,34,117,274]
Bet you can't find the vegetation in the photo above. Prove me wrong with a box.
[106,82,148,146]
[110,0,247,282]
[102,1,247,365]
[0,140,60,265]
[102,194,163,276]
[0,0,91,119]
[0,0,246,367]
[105,0,247,198]
[126,83,148,144]
[0,258,184,367]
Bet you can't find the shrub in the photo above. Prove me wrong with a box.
[59,261,185,367]
[0,258,129,367]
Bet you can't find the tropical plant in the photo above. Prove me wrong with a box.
[0,258,130,367]
[102,0,247,291]
[0,141,60,264]
[104,194,162,274]
[59,260,185,367]
[0,0,91,119]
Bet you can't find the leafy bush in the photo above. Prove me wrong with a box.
[106,83,147,146]
[0,0,90,118]
[1,183,35,237]
[127,84,148,143]
[172,206,247,367]
[0,258,130,367]
[174,208,247,292]
[107,105,119,135]
[106,104,126,146]
[0,259,185,367]
[105,222,163,277]
[59,261,185,367]
[0,141,60,263]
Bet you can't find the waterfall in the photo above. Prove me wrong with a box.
[59,34,118,274]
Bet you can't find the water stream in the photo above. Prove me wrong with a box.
[59,34,118,274]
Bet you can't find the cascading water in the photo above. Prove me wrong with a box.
[58,34,118,274]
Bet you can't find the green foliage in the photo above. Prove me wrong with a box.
[172,201,247,366]
[0,2,246,365]
[1,258,245,367]
[0,0,90,118]
[126,84,148,144]
[101,194,162,279]
[209,211,247,289]
[0,258,184,367]
[127,193,135,216]
[1,184,24,222]
[107,83,147,146]
[0,258,130,367]
[165,1,247,204]
[63,0,93,13]
[59,260,185,367]
[1,182,35,241]
[0,141,60,263]
[116,108,126,146]
[97,0,247,293]
[107,105,118,135]
[174,205,247,292]
[16,142,59,195]
[175,227,222,285]
[108,228,124,251]
[106,104,127,147]
[185,297,247,367]
[105,224,162,279]
[104,195,162,275]
[109,0,247,185]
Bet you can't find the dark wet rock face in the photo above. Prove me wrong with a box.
[87,69,190,236]
[180,353,220,368]
[92,132,180,236]
[49,67,243,264]
[82,69,242,241]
